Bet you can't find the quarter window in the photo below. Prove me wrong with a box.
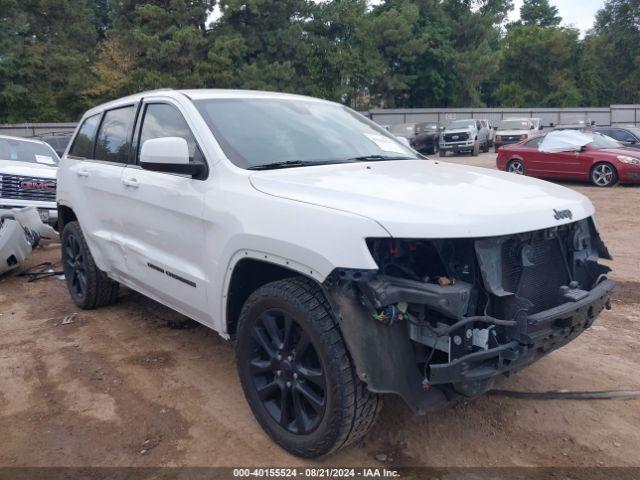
[69,114,101,158]
[138,103,201,163]
[95,106,136,163]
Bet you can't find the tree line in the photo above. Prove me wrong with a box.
[1,0,638,123]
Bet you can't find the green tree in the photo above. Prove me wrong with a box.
[0,0,99,122]
[496,24,582,107]
[582,0,640,104]
[520,0,561,27]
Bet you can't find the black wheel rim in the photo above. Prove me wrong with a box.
[64,233,87,298]
[249,309,327,435]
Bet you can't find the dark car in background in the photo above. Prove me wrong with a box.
[594,126,640,150]
[411,122,442,154]
[33,132,73,157]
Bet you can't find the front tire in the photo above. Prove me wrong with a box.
[236,277,380,457]
[590,162,618,187]
[471,141,480,156]
[61,221,119,309]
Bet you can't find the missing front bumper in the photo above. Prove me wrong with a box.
[429,279,614,397]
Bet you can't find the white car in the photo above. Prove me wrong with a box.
[0,135,59,225]
[57,89,614,457]
[494,117,537,153]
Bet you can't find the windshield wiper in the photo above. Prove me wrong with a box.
[247,160,316,170]
[347,155,415,162]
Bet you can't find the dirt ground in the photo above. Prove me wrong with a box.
[1,152,639,469]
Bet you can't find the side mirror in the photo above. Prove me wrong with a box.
[539,125,544,130]
[550,122,555,128]
[591,120,596,126]
[140,137,203,176]
[530,125,535,130]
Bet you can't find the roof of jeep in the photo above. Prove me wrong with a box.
[82,89,333,118]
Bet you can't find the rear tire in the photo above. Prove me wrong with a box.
[439,150,446,158]
[590,162,618,187]
[235,277,380,458]
[61,221,119,309]
[507,159,525,175]
[482,141,490,153]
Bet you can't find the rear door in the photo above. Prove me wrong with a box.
[63,106,137,274]
[118,99,210,321]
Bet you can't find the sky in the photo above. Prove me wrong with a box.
[508,0,605,33]
[209,1,606,33]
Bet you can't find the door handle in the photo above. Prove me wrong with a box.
[122,177,139,188]
[77,169,89,177]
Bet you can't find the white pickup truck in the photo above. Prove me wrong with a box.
[57,89,614,457]
[0,135,59,225]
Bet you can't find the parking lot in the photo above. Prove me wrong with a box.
[1,151,639,469]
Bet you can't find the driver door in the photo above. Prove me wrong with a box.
[118,99,211,322]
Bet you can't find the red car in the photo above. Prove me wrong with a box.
[496,132,640,187]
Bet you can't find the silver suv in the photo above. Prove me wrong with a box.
[439,119,490,157]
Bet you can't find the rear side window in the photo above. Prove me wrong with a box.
[525,136,543,147]
[95,106,136,163]
[138,103,201,163]
[69,114,101,158]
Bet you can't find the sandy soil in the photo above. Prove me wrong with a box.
[0,152,638,468]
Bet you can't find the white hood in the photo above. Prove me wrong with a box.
[250,160,594,238]
[0,159,57,179]
[496,129,529,136]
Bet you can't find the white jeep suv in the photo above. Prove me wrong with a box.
[57,89,614,457]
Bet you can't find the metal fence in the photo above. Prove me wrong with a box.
[2,105,640,137]
[368,105,640,127]
[0,123,77,138]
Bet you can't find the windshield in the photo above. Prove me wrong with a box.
[498,119,531,130]
[585,132,624,149]
[447,120,475,130]
[390,123,416,135]
[626,127,640,138]
[0,138,59,165]
[194,99,417,169]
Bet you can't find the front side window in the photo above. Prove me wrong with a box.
[586,132,623,150]
[95,106,135,163]
[194,99,417,169]
[69,114,101,158]
[0,138,59,165]
[138,103,201,163]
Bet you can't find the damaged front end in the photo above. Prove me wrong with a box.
[324,218,614,414]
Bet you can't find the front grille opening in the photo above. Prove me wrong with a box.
[501,237,569,314]
[0,174,57,201]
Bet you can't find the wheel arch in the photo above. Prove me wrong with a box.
[223,254,323,337]
[57,203,77,232]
